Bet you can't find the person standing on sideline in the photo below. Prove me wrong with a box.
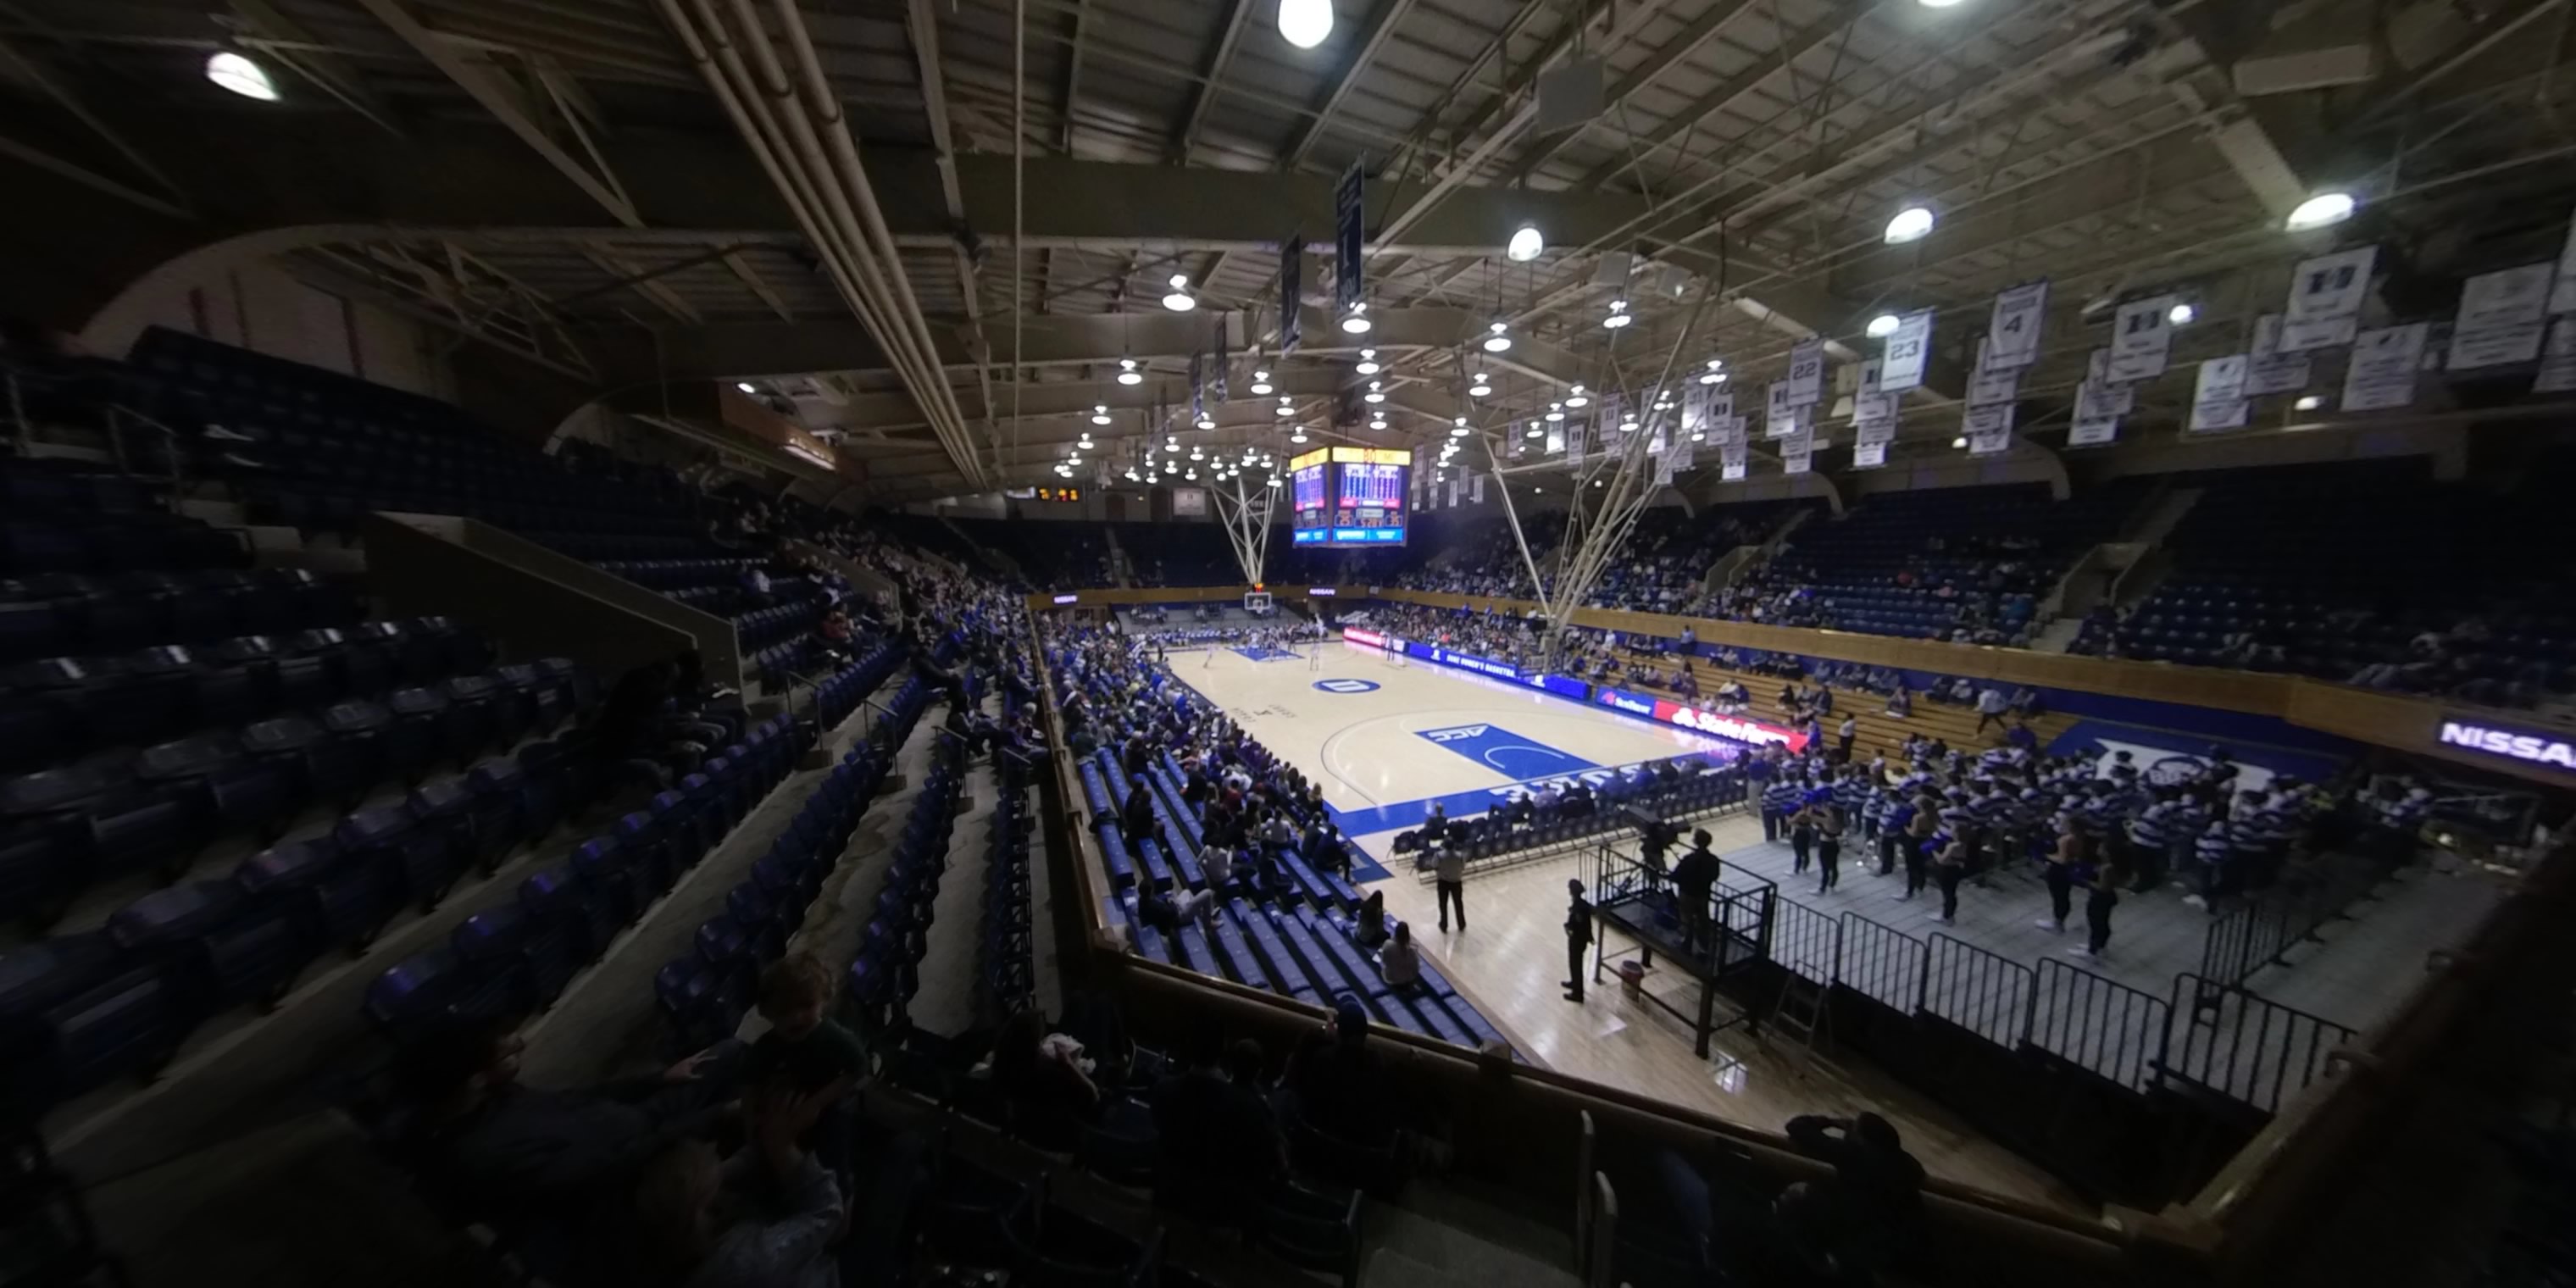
[1786,792,1818,876]
[1901,800,1938,899]
[1563,879,1595,1002]
[1877,790,1913,877]
[1746,751,1779,838]
[2037,819,2081,934]
[2074,858,2124,959]
[1760,768,1800,844]
[1672,830,1721,958]
[1836,714,1858,762]
[1814,798,1846,894]
[1435,841,1467,933]
[1973,686,2009,735]
[1931,826,1972,924]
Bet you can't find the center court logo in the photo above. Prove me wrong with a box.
[1313,678,1380,694]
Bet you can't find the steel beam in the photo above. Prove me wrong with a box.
[1170,0,1253,164]
[1280,0,1418,169]
[1574,0,1875,192]
[1507,0,1753,185]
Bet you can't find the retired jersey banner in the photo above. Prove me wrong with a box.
[1784,338,1825,408]
[1854,414,1896,447]
[2246,314,2312,396]
[2068,414,2120,447]
[2535,318,2576,392]
[1852,441,1887,469]
[1985,280,2047,369]
[1963,404,2012,456]
[1879,310,1933,391]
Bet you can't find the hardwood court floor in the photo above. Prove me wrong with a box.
[1365,812,2090,1215]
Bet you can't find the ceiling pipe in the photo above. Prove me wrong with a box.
[652,0,986,489]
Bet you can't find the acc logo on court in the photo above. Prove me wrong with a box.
[1420,724,1491,742]
[1312,679,1380,694]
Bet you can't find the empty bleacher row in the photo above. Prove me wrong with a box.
[1074,747,1512,1052]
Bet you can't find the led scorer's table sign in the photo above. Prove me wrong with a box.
[2439,719,2576,771]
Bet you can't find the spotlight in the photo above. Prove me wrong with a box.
[1117,358,1143,386]
[1884,204,1936,244]
[1279,0,1334,49]
[1507,224,1544,263]
[1468,375,1492,397]
[1161,273,1196,312]
[1355,348,1381,375]
[1483,320,1513,353]
[1566,384,1590,408]
[1602,299,1633,330]
[2286,192,2357,231]
[1867,313,1901,338]
[206,51,280,101]
[2168,301,2197,326]
[1339,302,1371,334]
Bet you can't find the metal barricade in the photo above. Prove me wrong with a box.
[1920,933,2034,1050]
[2162,972,2356,1115]
[1769,897,1840,985]
[2029,958,2170,1091]
[1833,912,1927,1012]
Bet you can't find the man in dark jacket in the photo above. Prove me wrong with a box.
[1563,878,1595,1002]
[1671,829,1723,958]
[1784,1112,1926,1272]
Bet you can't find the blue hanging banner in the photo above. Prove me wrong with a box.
[1335,164,1365,313]
[1188,351,1204,422]
[1281,236,1303,354]
[1212,321,1230,403]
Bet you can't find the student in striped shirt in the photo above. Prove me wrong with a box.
[1877,792,1913,876]
[2185,819,2233,910]
[1762,777,1805,847]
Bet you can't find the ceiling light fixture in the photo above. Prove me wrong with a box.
[206,51,280,101]
[1566,384,1590,408]
[1507,223,1544,263]
[1917,0,1967,8]
[1078,431,1095,449]
[2295,395,2325,411]
[1090,404,1111,425]
[1483,320,1513,353]
[1884,204,1936,244]
[1354,348,1380,375]
[1363,381,1385,403]
[1339,302,1371,334]
[2168,301,2197,326]
[1161,273,1196,312]
[2285,191,2357,231]
[1116,358,1143,386]
[1524,424,1545,439]
[1291,426,1308,442]
[1866,313,1901,338]
[1602,299,1633,330]
[1951,436,1968,448]
[1250,369,1274,395]
[1196,414,1217,430]
[1368,415,1387,430]
[1449,424,1468,437]
[1468,374,1492,397]
[736,381,758,394]
[1700,358,1726,386]
[1545,402,1565,422]
[1279,0,1334,49]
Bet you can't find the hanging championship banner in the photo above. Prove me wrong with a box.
[1785,338,1826,407]
[1212,325,1229,402]
[2190,354,2249,435]
[2536,318,2576,392]
[1854,414,1896,447]
[1781,430,1813,475]
[1648,425,1668,457]
[2341,322,2429,411]
[1857,356,1882,395]
[1470,474,1485,505]
[1764,380,1795,425]
[2283,246,2374,351]
[1653,456,1675,487]
[1852,441,1887,469]
[1446,478,1461,508]
[1280,238,1302,354]
[1567,419,1586,466]
[1986,280,2048,369]
[1710,388,1735,419]
[2552,207,2576,314]
[1853,391,1896,428]
[1968,340,2019,407]
[2450,263,2553,369]
[2108,297,2174,382]
[2246,314,2312,396]
[1672,442,1695,471]
[1188,351,1205,421]
[1963,405,2013,456]
[1880,310,1934,391]
[1545,425,1565,454]
[1710,414,1746,447]
[1723,462,1748,482]
[2068,414,2120,447]
[2074,380,2131,424]
[1681,383,1710,431]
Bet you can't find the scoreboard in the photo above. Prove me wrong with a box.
[1290,447,1409,547]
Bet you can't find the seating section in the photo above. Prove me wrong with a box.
[1718,481,2146,643]
[2084,461,2576,705]
[1580,500,1811,615]
[1116,522,1233,588]
[947,517,1111,590]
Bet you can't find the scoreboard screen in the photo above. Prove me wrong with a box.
[1290,447,1409,547]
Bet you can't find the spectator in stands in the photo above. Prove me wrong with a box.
[1885,684,1913,719]
[1377,923,1424,992]
[1354,891,1391,949]
[1200,841,1236,896]
[1284,1000,1394,1146]
[1783,1113,1924,1274]
[744,954,863,1175]
[2185,819,2231,911]
[1835,714,1857,761]
[991,1008,1102,1124]
[1119,780,1154,848]
[1563,878,1595,1002]
[622,1084,844,1288]
[1153,1035,1285,1212]
[394,1019,744,1229]
[1973,685,2009,734]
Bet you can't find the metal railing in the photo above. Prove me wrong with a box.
[1923,933,2035,1050]
[2198,850,2399,989]
[2166,974,2357,1116]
